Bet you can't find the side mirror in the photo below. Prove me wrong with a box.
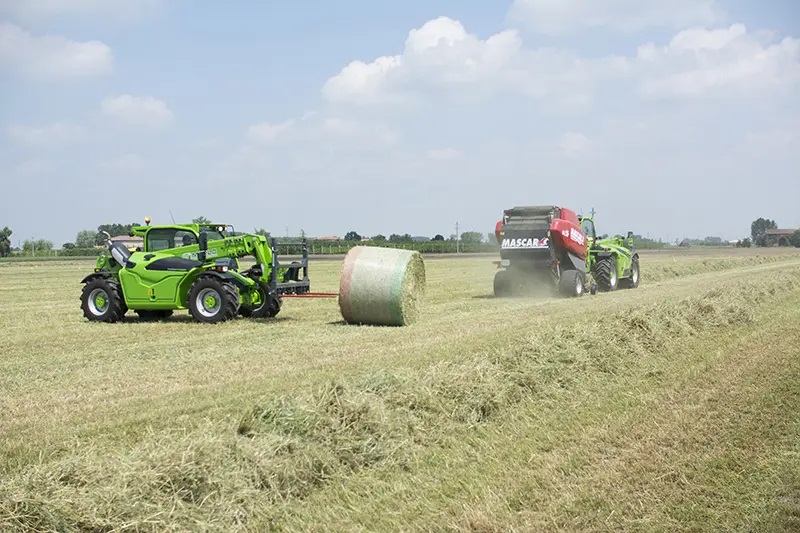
[198,230,208,261]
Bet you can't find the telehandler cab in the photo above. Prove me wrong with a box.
[80,218,309,323]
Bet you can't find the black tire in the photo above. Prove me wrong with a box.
[593,256,619,292]
[558,270,585,297]
[494,270,511,297]
[240,283,282,318]
[620,257,640,289]
[135,310,174,321]
[81,277,127,322]
[187,276,240,323]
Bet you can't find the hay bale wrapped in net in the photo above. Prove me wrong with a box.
[338,246,426,326]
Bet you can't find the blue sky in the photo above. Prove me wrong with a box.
[2,0,799,246]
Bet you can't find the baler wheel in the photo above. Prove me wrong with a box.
[494,270,511,298]
[559,270,585,297]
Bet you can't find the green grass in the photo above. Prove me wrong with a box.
[1,248,799,531]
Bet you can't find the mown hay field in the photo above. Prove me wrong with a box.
[1,248,799,532]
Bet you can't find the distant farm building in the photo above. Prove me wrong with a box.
[764,228,798,247]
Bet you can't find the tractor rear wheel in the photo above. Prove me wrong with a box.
[240,283,282,318]
[620,257,640,289]
[81,277,127,322]
[188,277,240,323]
[593,256,619,292]
[559,269,584,297]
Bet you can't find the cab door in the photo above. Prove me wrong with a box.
[580,217,597,247]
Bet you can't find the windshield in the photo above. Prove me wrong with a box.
[145,226,236,251]
[201,225,236,238]
[580,218,595,238]
[146,228,198,251]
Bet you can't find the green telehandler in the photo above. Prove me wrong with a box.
[579,214,640,292]
[80,219,310,323]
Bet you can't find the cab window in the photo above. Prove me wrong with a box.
[581,218,596,239]
[146,228,198,251]
[175,231,197,248]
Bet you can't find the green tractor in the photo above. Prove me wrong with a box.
[80,219,309,323]
[578,214,640,292]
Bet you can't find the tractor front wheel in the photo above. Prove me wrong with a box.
[620,257,640,289]
[593,256,619,292]
[81,278,127,322]
[240,283,282,318]
[188,277,240,323]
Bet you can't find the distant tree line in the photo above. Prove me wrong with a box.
[5,215,798,260]
[0,226,56,257]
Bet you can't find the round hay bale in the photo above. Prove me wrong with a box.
[338,246,426,326]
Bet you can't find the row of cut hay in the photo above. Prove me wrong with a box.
[2,268,797,531]
[641,253,796,283]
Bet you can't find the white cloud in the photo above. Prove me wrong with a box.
[101,95,174,127]
[322,16,618,108]
[6,122,85,145]
[322,55,404,105]
[211,112,402,185]
[0,23,113,80]
[507,0,725,35]
[321,16,522,104]
[322,14,800,110]
[637,24,800,98]
[0,0,163,21]
[243,113,398,150]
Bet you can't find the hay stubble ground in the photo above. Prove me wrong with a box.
[1,247,799,531]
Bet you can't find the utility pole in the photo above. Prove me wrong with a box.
[285,226,289,238]
[455,222,460,254]
[590,207,596,217]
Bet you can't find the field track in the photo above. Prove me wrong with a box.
[1,248,799,531]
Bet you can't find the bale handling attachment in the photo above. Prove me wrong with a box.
[271,238,338,299]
